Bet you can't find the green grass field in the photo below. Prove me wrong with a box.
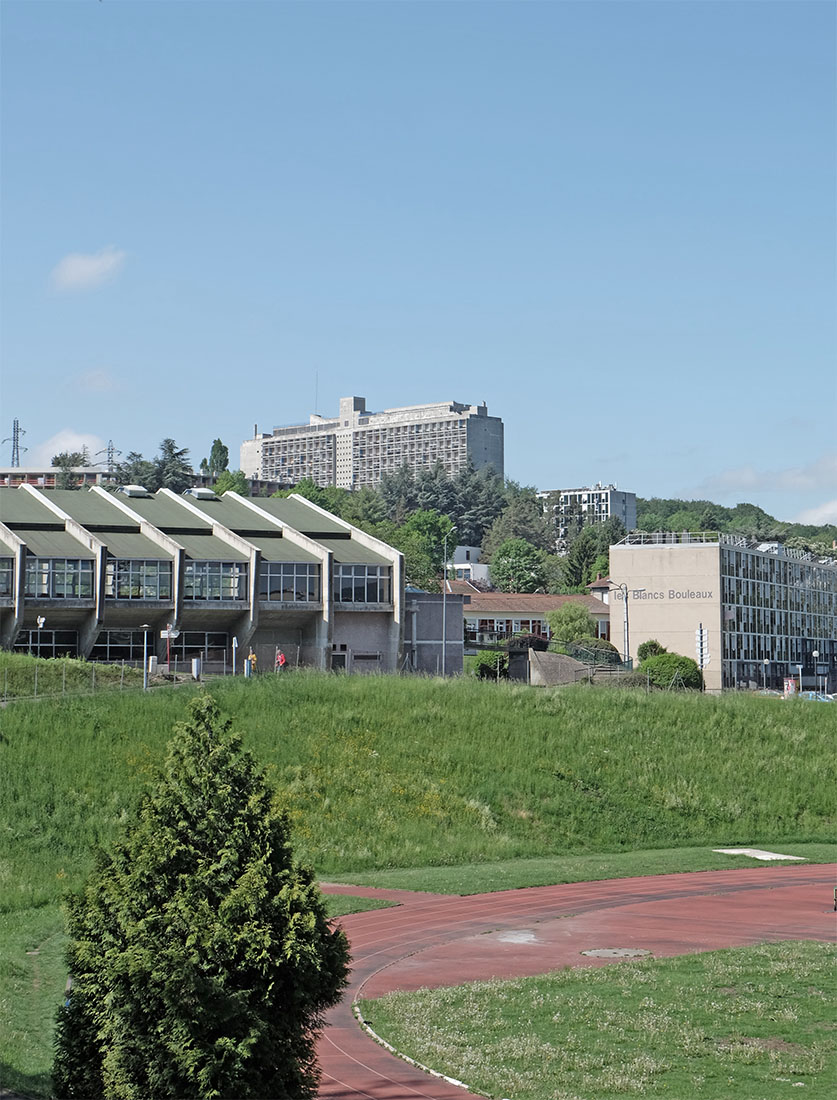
[1,667,834,1096]
[362,941,837,1099]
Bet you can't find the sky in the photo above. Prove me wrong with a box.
[1,0,835,525]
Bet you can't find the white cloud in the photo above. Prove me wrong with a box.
[794,500,837,526]
[30,430,107,468]
[692,453,837,500]
[75,369,119,394]
[49,246,126,292]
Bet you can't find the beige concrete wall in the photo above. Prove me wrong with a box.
[609,544,722,692]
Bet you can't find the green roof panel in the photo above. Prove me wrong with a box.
[17,529,96,558]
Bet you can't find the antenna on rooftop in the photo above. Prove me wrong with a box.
[2,419,26,467]
[95,440,122,472]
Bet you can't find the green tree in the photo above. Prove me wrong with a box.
[371,510,452,590]
[208,439,230,477]
[471,649,508,679]
[51,450,90,468]
[561,527,600,589]
[490,538,546,592]
[481,490,554,560]
[113,451,158,491]
[155,438,194,494]
[213,469,249,495]
[273,479,350,518]
[639,652,703,690]
[53,696,349,1100]
[637,639,667,662]
[546,601,596,644]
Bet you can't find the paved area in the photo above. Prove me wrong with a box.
[317,864,837,1099]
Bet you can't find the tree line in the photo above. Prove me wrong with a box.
[52,438,836,592]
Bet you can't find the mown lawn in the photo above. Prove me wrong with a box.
[362,941,837,1099]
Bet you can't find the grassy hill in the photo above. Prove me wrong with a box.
[2,671,834,910]
[1,669,834,1097]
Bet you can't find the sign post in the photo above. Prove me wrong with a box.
[160,626,180,672]
[695,623,709,685]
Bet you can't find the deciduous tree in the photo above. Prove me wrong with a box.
[490,538,546,593]
[546,601,596,644]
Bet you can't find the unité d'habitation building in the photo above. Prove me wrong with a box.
[240,396,504,489]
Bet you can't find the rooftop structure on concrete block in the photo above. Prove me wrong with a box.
[241,396,504,489]
[0,484,404,674]
[609,531,837,693]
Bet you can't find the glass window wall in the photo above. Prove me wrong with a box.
[105,559,173,600]
[333,564,391,604]
[259,562,321,602]
[24,557,94,599]
[183,561,247,600]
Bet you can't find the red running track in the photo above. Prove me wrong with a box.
[317,864,837,1099]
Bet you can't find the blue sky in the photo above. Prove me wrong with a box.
[2,0,835,524]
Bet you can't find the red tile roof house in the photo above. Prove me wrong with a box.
[460,588,610,649]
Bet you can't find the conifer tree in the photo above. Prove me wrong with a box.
[53,696,349,1100]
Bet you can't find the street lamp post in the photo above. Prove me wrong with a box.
[441,526,457,677]
[797,663,803,694]
[140,624,150,691]
[762,658,769,691]
[36,615,45,657]
[812,650,819,694]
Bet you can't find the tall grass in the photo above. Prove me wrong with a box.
[1,672,834,914]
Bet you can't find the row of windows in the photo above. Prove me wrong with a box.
[13,629,79,657]
[89,630,229,662]
[25,559,94,599]
[183,562,248,601]
[722,576,836,616]
[0,558,12,597]
[259,562,321,602]
[12,558,392,606]
[333,565,391,604]
[722,548,836,590]
[105,560,173,600]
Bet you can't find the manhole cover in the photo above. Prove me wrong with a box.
[581,947,651,958]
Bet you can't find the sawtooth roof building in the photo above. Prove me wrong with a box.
[0,484,405,674]
[240,396,504,489]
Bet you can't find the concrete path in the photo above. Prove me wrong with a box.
[318,864,837,1099]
